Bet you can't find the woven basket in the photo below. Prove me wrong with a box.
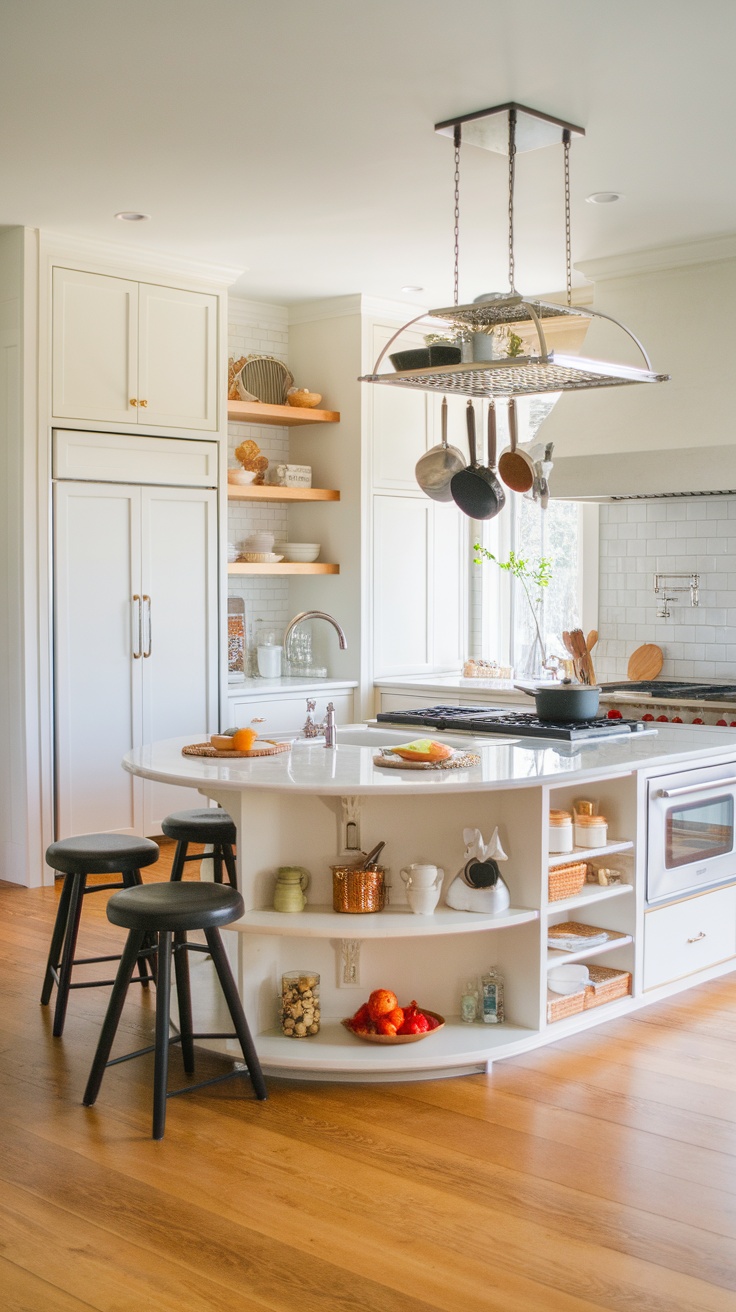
[584,965,632,1009]
[548,861,587,902]
[332,863,385,914]
[546,988,586,1024]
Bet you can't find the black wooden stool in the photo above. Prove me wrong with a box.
[162,808,237,888]
[41,833,160,1037]
[83,881,267,1139]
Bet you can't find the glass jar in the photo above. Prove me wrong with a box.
[281,971,320,1037]
[480,967,505,1024]
[549,809,573,854]
[460,978,479,1024]
[574,813,608,848]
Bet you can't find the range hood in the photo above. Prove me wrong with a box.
[551,445,736,501]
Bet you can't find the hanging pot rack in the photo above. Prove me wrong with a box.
[359,103,669,400]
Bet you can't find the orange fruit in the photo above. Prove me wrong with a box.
[367,988,398,1021]
[232,727,258,752]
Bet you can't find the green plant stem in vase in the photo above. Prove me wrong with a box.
[474,545,553,679]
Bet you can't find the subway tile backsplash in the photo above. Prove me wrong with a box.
[596,497,736,682]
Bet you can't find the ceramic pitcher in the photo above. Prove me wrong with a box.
[273,866,310,913]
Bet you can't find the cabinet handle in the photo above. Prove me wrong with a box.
[142,594,152,657]
[687,931,707,943]
[139,399,148,407]
[130,398,138,407]
[132,594,142,658]
[658,777,736,797]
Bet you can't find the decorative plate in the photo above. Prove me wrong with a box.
[237,355,294,405]
[341,1010,445,1044]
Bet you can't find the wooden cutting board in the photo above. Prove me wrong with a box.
[627,644,664,681]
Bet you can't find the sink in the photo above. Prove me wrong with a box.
[286,725,497,749]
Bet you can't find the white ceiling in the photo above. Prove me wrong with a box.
[2,0,735,306]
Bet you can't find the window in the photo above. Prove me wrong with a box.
[475,494,598,676]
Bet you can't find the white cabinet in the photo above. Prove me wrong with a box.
[643,885,736,990]
[52,267,218,431]
[54,448,218,839]
[229,691,354,735]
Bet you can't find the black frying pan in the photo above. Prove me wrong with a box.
[486,401,505,517]
[451,401,504,520]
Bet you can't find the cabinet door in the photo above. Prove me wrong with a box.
[140,486,218,833]
[373,495,431,675]
[138,283,218,431]
[54,482,143,837]
[52,268,138,424]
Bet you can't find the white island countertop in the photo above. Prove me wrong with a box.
[123,723,736,796]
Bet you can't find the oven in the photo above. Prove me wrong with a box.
[647,762,736,905]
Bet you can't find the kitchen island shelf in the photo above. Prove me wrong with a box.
[228,400,340,426]
[228,562,339,576]
[250,1018,538,1077]
[230,904,539,938]
[547,882,634,915]
[548,839,634,867]
[547,932,633,968]
[227,486,340,503]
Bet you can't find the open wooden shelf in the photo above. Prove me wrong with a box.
[228,400,340,426]
[227,485,340,503]
[228,562,340,576]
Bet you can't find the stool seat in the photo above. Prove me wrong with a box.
[107,881,244,933]
[46,833,160,876]
[84,880,266,1139]
[161,809,236,845]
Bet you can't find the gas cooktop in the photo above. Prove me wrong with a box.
[601,680,736,701]
[376,706,651,742]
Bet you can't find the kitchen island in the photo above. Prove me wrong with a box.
[124,724,736,1081]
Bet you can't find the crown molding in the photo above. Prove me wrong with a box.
[228,295,288,328]
[39,229,242,287]
[577,233,736,282]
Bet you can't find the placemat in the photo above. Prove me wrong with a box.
[182,741,290,759]
[372,751,480,771]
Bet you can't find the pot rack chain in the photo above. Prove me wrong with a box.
[453,125,461,306]
[508,107,517,292]
[563,128,572,306]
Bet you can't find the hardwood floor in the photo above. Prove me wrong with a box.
[2,850,736,1311]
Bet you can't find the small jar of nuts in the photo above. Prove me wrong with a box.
[281,971,320,1038]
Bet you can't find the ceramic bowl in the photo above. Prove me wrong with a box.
[287,389,322,408]
[242,552,284,564]
[279,542,321,563]
[341,1010,445,1043]
[227,468,257,485]
[389,348,431,372]
[547,964,590,995]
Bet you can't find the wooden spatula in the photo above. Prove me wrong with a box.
[586,629,598,653]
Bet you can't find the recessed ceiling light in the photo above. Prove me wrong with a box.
[401,285,424,293]
[114,211,150,222]
[586,192,622,205]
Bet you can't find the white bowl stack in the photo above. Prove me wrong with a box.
[276,542,321,563]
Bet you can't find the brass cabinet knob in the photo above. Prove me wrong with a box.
[139,399,148,407]
[130,398,138,406]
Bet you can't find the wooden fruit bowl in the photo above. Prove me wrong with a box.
[341,1010,445,1044]
[287,390,322,408]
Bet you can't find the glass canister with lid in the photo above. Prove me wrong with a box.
[281,971,320,1037]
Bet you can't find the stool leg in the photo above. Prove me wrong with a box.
[124,868,155,988]
[169,840,188,882]
[204,928,267,1101]
[222,843,238,890]
[52,871,86,1038]
[153,931,173,1139]
[212,846,224,884]
[40,872,74,1006]
[83,928,147,1108]
[173,932,195,1075]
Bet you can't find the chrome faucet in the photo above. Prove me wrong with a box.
[283,610,348,665]
[324,702,336,748]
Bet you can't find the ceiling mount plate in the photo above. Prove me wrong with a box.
[434,101,585,154]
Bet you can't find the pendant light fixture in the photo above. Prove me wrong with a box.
[359,102,669,400]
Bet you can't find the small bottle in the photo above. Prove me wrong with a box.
[460,978,479,1024]
[481,967,505,1024]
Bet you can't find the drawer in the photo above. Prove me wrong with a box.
[643,885,736,990]
[230,693,353,735]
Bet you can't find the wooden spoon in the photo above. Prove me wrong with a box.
[586,629,598,652]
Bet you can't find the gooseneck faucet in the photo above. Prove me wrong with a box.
[283,610,348,664]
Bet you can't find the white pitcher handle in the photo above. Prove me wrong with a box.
[434,868,444,888]
[400,867,411,884]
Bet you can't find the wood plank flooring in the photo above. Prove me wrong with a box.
[2,848,736,1311]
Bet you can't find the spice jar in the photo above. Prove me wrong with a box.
[549,809,573,854]
[281,972,320,1037]
[574,812,608,848]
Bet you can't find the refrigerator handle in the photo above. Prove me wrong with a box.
[143,595,152,658]
[132,595,142,659]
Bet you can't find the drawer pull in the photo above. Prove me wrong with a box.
[687,931,707,943]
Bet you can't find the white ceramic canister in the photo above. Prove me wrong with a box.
[406,883,442,915]
[549,810,573,854]
[400,863,443,889]
[574,813,608,848]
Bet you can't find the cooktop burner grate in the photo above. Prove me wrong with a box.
[376,706,649,742]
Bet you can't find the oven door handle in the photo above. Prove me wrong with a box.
[658,776,736,798]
